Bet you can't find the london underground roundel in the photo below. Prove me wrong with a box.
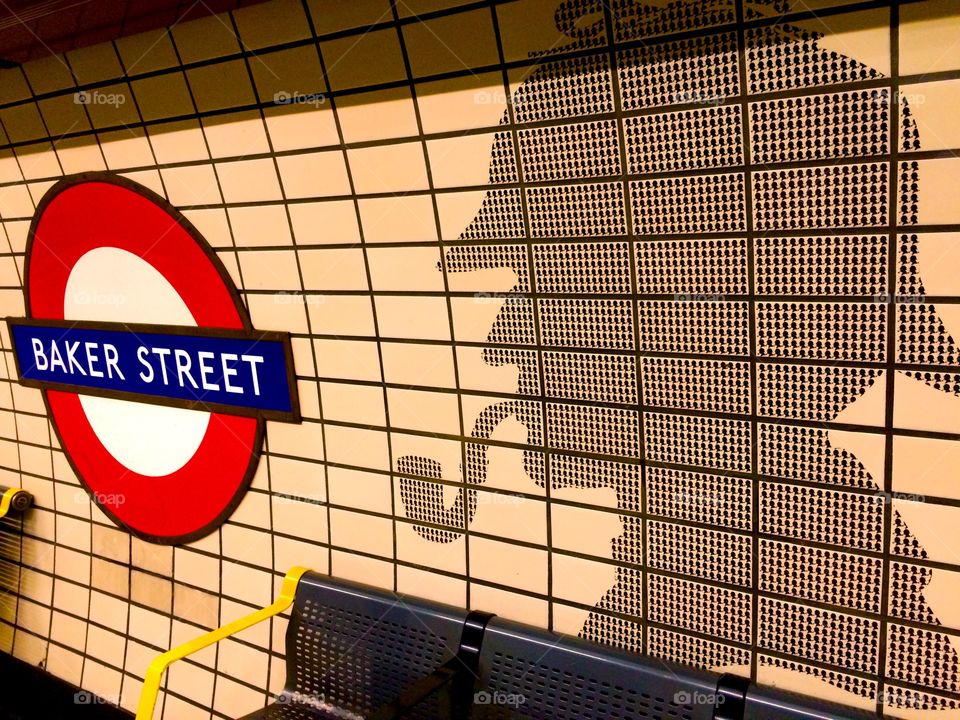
[9,174,300,544]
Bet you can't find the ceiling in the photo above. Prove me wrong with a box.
[0,0,266,66]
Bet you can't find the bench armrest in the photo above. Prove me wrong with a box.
[135,565,310,720]
[0,487,32,519]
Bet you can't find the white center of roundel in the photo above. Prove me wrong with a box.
[63,247,211,477]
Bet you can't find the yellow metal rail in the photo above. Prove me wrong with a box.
[135,565,310,720]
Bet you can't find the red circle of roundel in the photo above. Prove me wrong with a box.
[26,175,261,544]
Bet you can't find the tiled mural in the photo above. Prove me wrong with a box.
[0,0,959,717]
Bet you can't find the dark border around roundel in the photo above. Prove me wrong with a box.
[22,171,268,546]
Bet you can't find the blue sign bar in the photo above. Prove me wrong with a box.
[8,319,298,420]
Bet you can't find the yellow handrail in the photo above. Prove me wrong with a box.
[0,487,23,519]
[135,565,310,720]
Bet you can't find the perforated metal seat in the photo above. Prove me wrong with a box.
[239,572,476,720]
[469,617,720,720]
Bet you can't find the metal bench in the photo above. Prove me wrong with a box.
[137,568,875,720]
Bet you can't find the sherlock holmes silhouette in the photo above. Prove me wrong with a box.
[399,0,960,711]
